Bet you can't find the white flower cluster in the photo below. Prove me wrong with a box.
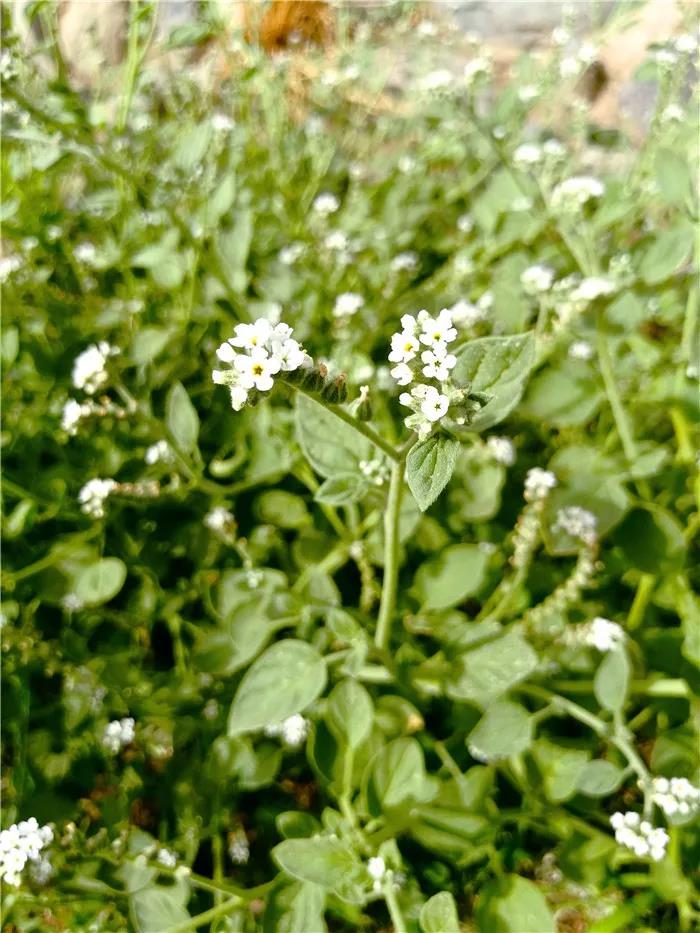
[552,506,598,546]
[61,396,126,436]
[213,320,310,411]
[279,242,304,266]
[0,819,53,887]
[390,251,418,273]
[521,264,555,295]
[204,506,235,535]
[389,310,462,438]
[157,848,178,868]
[229,830,250,865]
[447,296,489,328]
[651,777,700,820]
[550,176,604,213]
[145,440,174,466]
[486,436,516,466]
[569,277,616,305]
[524,468,557,501]
[102,717,136,754]
[333,292,364,319]
[0,254,22,282]
[264,714,309,748]
[610,812,668,861]
[360,458,389,486]
[367,855,387,893]
[568,340,594,361]
[312,192,340,215]
[582,616,625,652]
[79,478,117,518]
[72,342,119,394]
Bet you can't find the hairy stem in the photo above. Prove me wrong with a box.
[374,459,405,651]
[383,879,408,933]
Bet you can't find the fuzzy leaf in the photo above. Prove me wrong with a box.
[406,435,460,511]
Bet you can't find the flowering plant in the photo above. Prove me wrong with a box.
[1,2,699,931]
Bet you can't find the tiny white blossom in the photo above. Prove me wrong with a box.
[73,242,97,264]
[584,617,625,652]
[390,362,414,386]
[552,506,598,546]
[312,192,340,215]
[388,331,421,364]
[418,309,457,347]
[323,230,350,252]
[145,440,174,466]
[675,34,698,55]
[419,386,450,423]
[204,506,234,533]
[419,69,454,92]
[524,468,557,501]
[61,399,86,435]
[570,277,616,304]
[72,342,118,395]
[551,176,605,212]
[157,848,177,868]
[0,819,53,887]
[487,436,516,466]
[211,112,235,132]
[234,348,281,391]
[265,714,309,748]
[569,340,594,360]
[463,56,491,85]
[367,855,387,892]
[457,213,474,234]
[651,777,700,819]
[229,831,250,865]
[79,478,117,518]
[610,812,668,861]
[279,242,304,265]
[521,264,555,295]
[448,299,485,327]
[514,144,542,166]
[0,255,22,281]
[398,154,416,173]
[661,104,684,122]
[333,292,364,319]
[518,84,539,103]
[102,717,135,754]
[390,251,418,273]
[421,347,457,381]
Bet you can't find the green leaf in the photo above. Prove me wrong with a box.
[413,544,489,610]
[451,332,536,430]
[130,326,174,365]
[522,368,602,428]
[194,600,276,676]
[203,174,236,225]
[263,881,327,933]
[476,875,555,933]
[217,211,253,293]
[255,491,309,530]
[576,759,625,797]
[448,459,504,523]
[295,394,372,478]
[272,837,364,904]
[420,891,460,933]
[447,630,539,708]
[228,639,327,736]
[130,886,190,933]
[532,739,590,803]
[73,558,127,607]
[314,473,367,505]
[326,679,373,750]
[365,737,436,815]
[594,648,630,713]
[655,150,694,207]
[406,435,460,511]
[173,123,213,171]
[165,382,199,454]
[615,506,685,574]
[677,579,700,670]
[640,223,693,285]
[467,700,533,762]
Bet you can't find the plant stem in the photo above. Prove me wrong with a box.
[383,880,408,933]
[296,386,400,462]
[627,574,655,631]
[374,459,405,651]
[167,897,241,933]
[596,328,637,466]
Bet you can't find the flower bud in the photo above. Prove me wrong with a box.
[322,374,349,404]
[349,384,373,421]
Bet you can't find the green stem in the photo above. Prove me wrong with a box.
[596,328,637,466]
[166,897,241,933]
[116,0,159,133]
[374,459,405,651]
[296,386,400,462]
[627,574,655,631]
[383,879,407,933]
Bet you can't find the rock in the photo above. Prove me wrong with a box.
[447,0,616,46]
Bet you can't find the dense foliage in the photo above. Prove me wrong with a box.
[2,3,699,931]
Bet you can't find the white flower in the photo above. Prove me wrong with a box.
[211,112,235,132]
[204,506,234,533]
[390,362,414,386]
[234,348,281,391]
[610,812,668,861]
[145,440,174,466]
[569,340,594,360]
[323,230,350,252]
[61,399,86,435]
[448,299,485,327]
[654,48,678,67]
[518,84,539,103]
[157,848,178,868]
[661,104,684,122]
[367,855,387,892]
[279,242,304,265]
[543,139,566,159]
[275,339,308,372]
[360,458,389,486]
[487,436,516,466]
[73,242,97,264]
[72,342,118,394]
[421,347,457,381]
[0,819,53,888]
[333,292,364,319]
[265,714,309,748]
[312,192,340,215]
[521,264,554,294]
[551,176,605,212]
[552,26,570,46]
[584,617,625,652]
[570,277,616,304]
[675,34,698,55]
[418,309,457,347]
[102,717,135,754]
[514,144,542,166]
[524,468,557,501]
[457,213,474,234]
[390,251,418,273]
[420,69,454,92]
[463,56,491,85]
[230,319,273,351]
[229,831,250,865]
[0,255,21,281]
[552,506,598,546]
[388,331,421,364]
[419,386,450,423]
[398,154,416,173]
[651,777,700,819]
[79,478,117,518]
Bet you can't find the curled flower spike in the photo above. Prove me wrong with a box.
[552,506,598,546]
[524,467,557,501]
[72,342,119,394]
[213,319,311,411]
[650,777,700,819]
[610,812,668,861]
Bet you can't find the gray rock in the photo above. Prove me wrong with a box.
[447,0,616,45]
